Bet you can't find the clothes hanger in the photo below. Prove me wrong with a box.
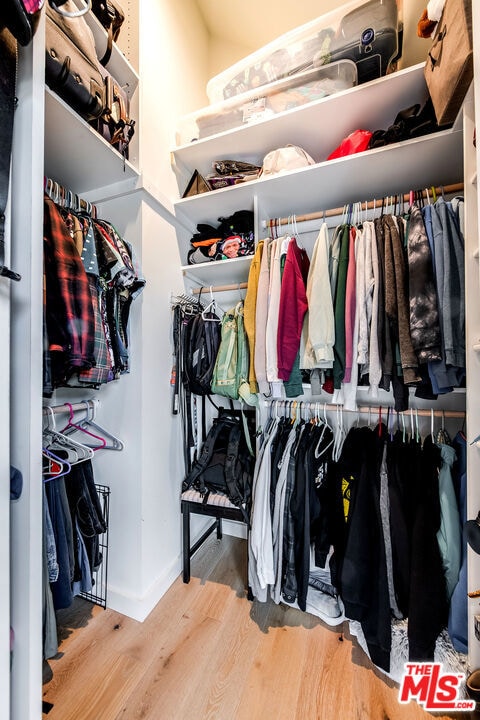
[314,403,334,459]
[401,410,406,443]
[42,447,71,481]
[201,287,221,322]
[436,409,452,446]
[333,405,346,462]
[60,402,107,451]
[64,400,124,451]
[386,407,393,441]
[43,407,94,463]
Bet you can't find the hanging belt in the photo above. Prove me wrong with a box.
[0,29,22,282]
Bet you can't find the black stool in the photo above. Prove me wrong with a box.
[181,489,247,583]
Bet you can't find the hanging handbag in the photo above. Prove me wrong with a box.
[0,0,90,46]
[91,0,124,66]
[423,0,473,126]
[45,0,105,121]
[92,69,135,158]
[0,0,45,46]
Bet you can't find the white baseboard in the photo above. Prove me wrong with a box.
[106,554,182,622]
[105,520,246,621]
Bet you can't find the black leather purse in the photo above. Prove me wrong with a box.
[92,69,135,158]
[45,0,105,121]
[91,0,124,65]
[1,0,44,46]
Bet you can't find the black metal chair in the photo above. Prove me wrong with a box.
[181,488,247,583]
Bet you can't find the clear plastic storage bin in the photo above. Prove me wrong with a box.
[206,0,401,104]
[176,60,357,146]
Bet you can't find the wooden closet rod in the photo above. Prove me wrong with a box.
[43,400,95,415]
[266,399,465,419]
[264,181,464,228]
[191,282,248,295]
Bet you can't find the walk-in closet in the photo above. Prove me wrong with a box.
[2,0,480,718]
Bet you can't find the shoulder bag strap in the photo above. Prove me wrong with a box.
[0,29,21,282]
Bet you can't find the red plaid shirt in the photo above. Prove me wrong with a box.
[43,197,96,377]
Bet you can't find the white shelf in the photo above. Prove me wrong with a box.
[44,88,140,195]
[174,126,463,228]
[172,63,432,186]
[182,255,252,287]
[85,12,139,99]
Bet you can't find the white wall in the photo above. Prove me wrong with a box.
[75,192,185,621]
[139,0,210,197]
[63,0,213,621]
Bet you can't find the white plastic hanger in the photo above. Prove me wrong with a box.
[43,407,94,464]
[201,286,221,322]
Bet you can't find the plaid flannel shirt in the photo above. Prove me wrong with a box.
[43,197,96,380]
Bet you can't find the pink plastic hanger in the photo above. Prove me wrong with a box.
[61,402,107,451]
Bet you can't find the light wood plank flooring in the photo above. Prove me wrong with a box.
[43,535,465,720]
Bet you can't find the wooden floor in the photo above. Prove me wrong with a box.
[43,535,467,720]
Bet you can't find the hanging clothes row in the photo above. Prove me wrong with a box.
[43,180,146,396]
[248,401,467,677]
[44,176,98,218]
[42,403,118,661]
[246,189,465,411]
[260,182,464,231]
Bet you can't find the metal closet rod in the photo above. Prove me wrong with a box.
[264,181,464,228]
[266,399,465,419]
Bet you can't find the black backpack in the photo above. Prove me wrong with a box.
[183,308,221,396]
[182,409,256,522]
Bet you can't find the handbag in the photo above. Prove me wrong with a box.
[261,145,315,176]
[1,0,45,46]
[91,0,124,65]
[45,0,105,121]
[424,0,473,126]
[91,69,134,157]
[327,129,372,160]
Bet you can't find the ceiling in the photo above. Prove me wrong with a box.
[194,0,344,53]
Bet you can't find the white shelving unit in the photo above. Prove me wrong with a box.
[9,9,148,720]
[44,88,140,191]
[5,4,480,717]
[44,9,140,194]
[174,63,436,178]
[172,62,464,275]
[171,50,480,673]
